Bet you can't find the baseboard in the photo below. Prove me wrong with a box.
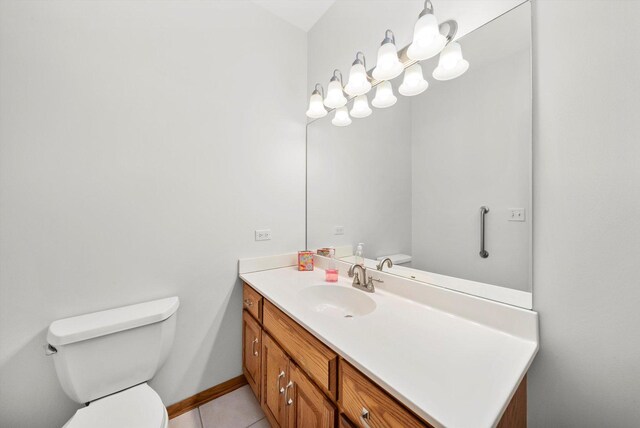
[166,374,248,419]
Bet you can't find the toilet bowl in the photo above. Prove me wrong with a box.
[62,383,168,428]
[47,297,179,428]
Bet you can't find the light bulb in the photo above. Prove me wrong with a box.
[306,90,327,118]
[350,95,372,118]
[371,81,397,109]
[399,63,429,97]
[433,42,469,81]
[407,12,446,60]
[344,54,372,96]
[372,30,403,81]
[324,71,347,108]
[332,106,352,127]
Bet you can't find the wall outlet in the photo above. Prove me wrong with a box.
[508,208,526,222]
[255,229,272,241]
[334,226,345,235]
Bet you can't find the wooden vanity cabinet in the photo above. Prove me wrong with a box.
[339,360,429,428]
[242,310,262,401]
[243,283,263,322]
[262,332,336,428]
[241,283,526,428]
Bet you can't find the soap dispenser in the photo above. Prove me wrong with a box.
[355,243,365,266]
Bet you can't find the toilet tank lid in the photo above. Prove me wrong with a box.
[48,296,179,346]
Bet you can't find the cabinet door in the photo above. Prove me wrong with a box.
[262,333,289,428]
[242,311,262,401]
[286,363,336,428]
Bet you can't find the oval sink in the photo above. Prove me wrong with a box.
[298,286,376,318]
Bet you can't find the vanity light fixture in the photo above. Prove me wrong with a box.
[332,106,352,126]
[399,63,429,96]
[371,80,397,108]
[407,0,446,61]
[344,52,372,96]
[324,69,348,109]
[433,21,469,81]
[350,94,372,118]
[372,30,404,81]
[305,83,328,118]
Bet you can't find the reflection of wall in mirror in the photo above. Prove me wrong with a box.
[306,97,413,258]
[411,46,531,291]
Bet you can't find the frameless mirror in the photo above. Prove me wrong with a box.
[306,2,532,308]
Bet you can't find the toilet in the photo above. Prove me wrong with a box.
[46,296,180,428]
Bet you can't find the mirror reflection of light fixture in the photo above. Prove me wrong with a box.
[306,84,328,118]
[371,81,397,108]
[372,30,403,81]
[433,42,469,80]
[407,1,446,61]
[324,69,347,108]
[350,94,372,118]
[432,21,469,81]
[344,52,372,96]
[332,106,352,126]
[399,63,429,96]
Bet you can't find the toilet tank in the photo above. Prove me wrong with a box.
[47,296,179,404]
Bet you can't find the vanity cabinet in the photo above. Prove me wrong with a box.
[262,332,336,428]
[339,360,428,428]
[242,310,262,401]
[242,283,526,428]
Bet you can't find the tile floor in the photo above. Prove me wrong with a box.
[169,385,269,428]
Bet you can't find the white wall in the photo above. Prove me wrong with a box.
[528,0,640,426]
[0,1,306,427]
[306,98,413,258]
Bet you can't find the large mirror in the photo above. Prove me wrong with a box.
[306,2,532,308]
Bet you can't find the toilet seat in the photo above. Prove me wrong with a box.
[63,383,168,428]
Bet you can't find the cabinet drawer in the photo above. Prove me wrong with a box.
[339,360,429,428]
[243,283,263,322]
[263,300,338,399]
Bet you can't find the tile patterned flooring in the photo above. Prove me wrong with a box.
[169,385,269,428]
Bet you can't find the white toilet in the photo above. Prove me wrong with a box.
[46,296,180,428]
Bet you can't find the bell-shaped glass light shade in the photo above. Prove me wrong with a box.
[407,13,446,60]
[350,95,372,118]
[399,63,429,96]
[433,42,469,81]
[324,78,347,109]
[332,106,352,127]
[344,62,371,96]
[371,81,397,109]
[306,92,327,118]
[372,42,403,81]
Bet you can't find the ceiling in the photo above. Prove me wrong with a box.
[251,0,336,32]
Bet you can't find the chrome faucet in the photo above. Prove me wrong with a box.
[348,264,375,293]
[376,257,393,271]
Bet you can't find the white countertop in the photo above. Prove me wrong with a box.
[240,261,538,428]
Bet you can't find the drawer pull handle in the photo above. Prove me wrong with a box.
[360,407,371,428]
[244,299,253,307]
[277,371,285,393]
[284,381,294,405]
[251,338,259,356]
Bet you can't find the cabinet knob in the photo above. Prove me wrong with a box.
[244,299,253,307]
[360,407,372,428]
[277,371,285,393]
[251,338,259,356]
[284,381,294,405]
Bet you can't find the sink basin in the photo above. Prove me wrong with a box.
[298,285,376,318]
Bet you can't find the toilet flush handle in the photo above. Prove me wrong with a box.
[44,344,57,356]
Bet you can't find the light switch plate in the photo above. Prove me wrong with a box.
[255,229,272,241]
[334,226,345,235]
[508,208,526,222]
